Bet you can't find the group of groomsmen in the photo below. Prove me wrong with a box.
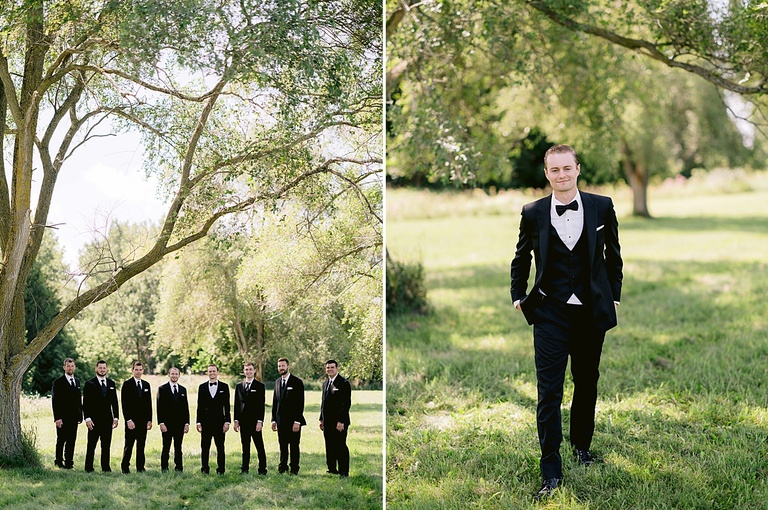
[51,357,352,477]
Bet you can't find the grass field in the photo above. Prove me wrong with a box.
[1,376,382,510]
[386,170,768,509]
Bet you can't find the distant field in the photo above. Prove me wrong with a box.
[386,170,768,509]
[2,380,382,510]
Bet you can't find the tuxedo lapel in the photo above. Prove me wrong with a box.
[582,192,597,267]
[536,196,552,280]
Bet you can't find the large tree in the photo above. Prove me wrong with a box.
[0,0,381,457]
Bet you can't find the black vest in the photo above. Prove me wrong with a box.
[540,222,590,305]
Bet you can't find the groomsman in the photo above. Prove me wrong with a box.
[83,360,119,472]
[271,357,306,475]
[51,358,82,469]
[319,359,352,477]
[196,364,231,474]
[121,361,153,473]
[156,367,190,472]
[234,362,268,475]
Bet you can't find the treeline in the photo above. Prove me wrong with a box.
[26,197,382,395]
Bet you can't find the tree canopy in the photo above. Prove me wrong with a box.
[386,0,766,216]
[0,0,381,457]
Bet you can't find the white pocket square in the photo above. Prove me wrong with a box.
[596,225,604,232]
[287,387,293,390]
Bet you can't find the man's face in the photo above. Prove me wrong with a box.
[63,360,75,376]
[96,363,107,377]
[169,368,180,383]
[132,365,144,379]
[544,152,580,194]
[277,361,288,376]
[244,365,255,379]
[207,366,218,381]
[325,363,338,379]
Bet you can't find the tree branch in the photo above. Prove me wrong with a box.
[524,0,768,96]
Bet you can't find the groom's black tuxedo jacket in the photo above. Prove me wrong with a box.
[196,381,231,429]
[510,191,623,332]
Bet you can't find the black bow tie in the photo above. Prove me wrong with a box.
[556,201,578,216]
[209,382,217,386]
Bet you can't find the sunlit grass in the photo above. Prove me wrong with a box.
[386,171,768,509]
[3,384,382,510]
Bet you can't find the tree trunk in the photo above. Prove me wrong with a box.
[0,294,27,458]
[0,371,23,458]
[254,316,266,382]
[621,141,651,218]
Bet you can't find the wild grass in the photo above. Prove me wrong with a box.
[386,170,768,509]
[1,378,382,510]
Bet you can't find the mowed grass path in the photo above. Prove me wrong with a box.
[2,379,382,510]
[386,173,768,509]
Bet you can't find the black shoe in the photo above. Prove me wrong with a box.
[201,467,210,474]
[84,468,95,473]
[258,470,267,476]
[121,469,130,474]
[575,449,595,466]
[339,473,349,478]
[175,467,183,472]
[240,468,249,474]
[161,468,169,473]
[54,460,64,468]
[534,478,562,501]
[326,469,339,474]
[102,468,112,473]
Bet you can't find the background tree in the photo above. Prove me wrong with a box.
[0,0,381,457]
[22,231,79,395]
[72,220,163,372]
[155,176,383,385]
[386,0,765,215]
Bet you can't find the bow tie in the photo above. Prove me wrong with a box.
[556,201,578,216]
[209,382,217,386]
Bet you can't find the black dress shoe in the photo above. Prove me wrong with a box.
[575,449,595,466]
[534,478,562,501]
[326,469,339,475]
[258,470,267,476]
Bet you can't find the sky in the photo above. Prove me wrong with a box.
[31,130,170,269]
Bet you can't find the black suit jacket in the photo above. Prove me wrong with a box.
[196,381,231,429]
[51,375,83,423]
[83,377,119,425]
[121,378,153,426]
[320,375,351,427]
[510,191,623,332]
[234,380,265,426]
[271,374,306,428]
[156,382,190,431]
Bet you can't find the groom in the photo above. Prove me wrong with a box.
[510,144,623,500]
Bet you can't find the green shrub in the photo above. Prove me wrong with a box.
[386,257,428,315]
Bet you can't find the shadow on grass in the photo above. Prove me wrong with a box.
[387,257,768,508]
